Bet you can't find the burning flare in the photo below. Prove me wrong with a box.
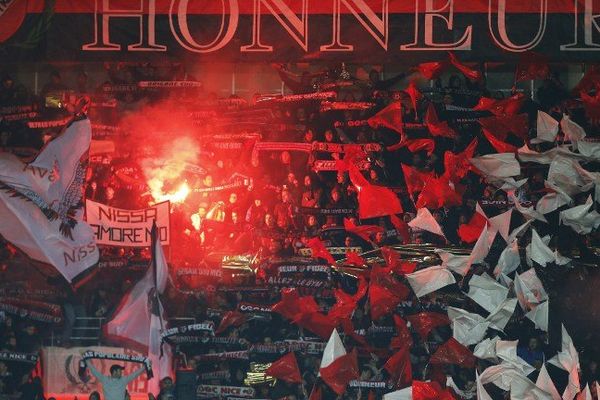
[141,137,198,205]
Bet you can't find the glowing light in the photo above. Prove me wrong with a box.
[151,181,190,204]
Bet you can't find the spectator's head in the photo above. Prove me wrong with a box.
[203,175,213,187]
[231,211,239,224]
[307,215,317,227]
[265,213,274,227]
[109,364,124,378]
[344,236,354,247]
[528,337,539,351]
[280,151,291,165]
[229,192,238,205]
[281,189,291,203]
[105,186,115,201]
[160,376,174,390]
[330,188,341,203]
[443,94,454,105]
[324,129,335,143]
[253,197,262,207]
[303,175,312,188]
[1,74,13,89]
[304,129,314,143]
[50,70,62,85]
[89,391,101,400]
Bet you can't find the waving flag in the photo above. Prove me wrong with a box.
[368,101,404,138]
[348,163,403,219]
[319,330,359,395]
[0,115,98,283]
[448,52,482,82]
[266,353,302,384]
[430,338,476,368]
[105,223,172,395]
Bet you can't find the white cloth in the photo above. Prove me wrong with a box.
[514,269,549,312]
[470,153,521,178]
[383,387,411,400]
[495,340,536,376]
[494,240,521,277]
[405,265,456,298]
[535,364,561,400]
[526,301,549,332]
[533,111,559,143]
[476,371,494,400]
[486,298,518,332]
[320,329,346,369]
[561,114,586,146]
[536,181,573,215]
[408,208,446,237]
[548,156,595,196]
[474,337,499,361]
[559,196,600,234]
[467,273,509,313]
[0,118,99,282]
[447,306,490,346]
[527,228,555,267]
[435,249,470,276]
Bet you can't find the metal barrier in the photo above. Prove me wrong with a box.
[70,317,106,346]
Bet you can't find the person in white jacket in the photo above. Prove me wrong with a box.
[86,360,144,400]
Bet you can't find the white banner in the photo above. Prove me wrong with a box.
[85,200,170,247]
[42,346,149,398]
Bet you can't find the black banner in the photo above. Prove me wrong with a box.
[1,1,599,62]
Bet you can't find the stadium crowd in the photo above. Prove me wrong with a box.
[1,58,600,399]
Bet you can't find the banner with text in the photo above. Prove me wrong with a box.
[85,200,170,247]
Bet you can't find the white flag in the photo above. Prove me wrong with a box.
[383,387,412,400]
[486,298,518,332]
[536,181,573,215]
[470,153,521,178]
[514,269,548,312]
[535,364,561,400]
[477,371,494,400]
[510,193,548,223]
[467,273,509,313]
[474,337,499,361]
[548,156,595,196]
[494,240,521,277]
[561,114,586,146]
[447,306,489,346]
[526,301,549,332]
[0,118,98,283]
[406,265,456,298]
[527,228,556,267]
[106,224,172,394]
[559,196,600,234]
[320,329,346,370]
[408,208,446,238]
[533,111,559,143]
[435,249,470,276]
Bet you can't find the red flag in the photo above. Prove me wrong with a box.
[344,218,384,242]
[389,214,411,244]
[412,381,443,400]
[515,54,550,83]
[272,288,320,321]
[368,390,376,400]
[443,139,478,182]
[340,317,368,346]
[403,138,436,155]
[482,128,518,153]
[369,282,404,320]
[425,103,457,139]
[416,175,462,209]
[405,81,423,114]
[380,247,416,275]
[430,337,476,368]
[581,90,600,120]
[294,310,337,339]
[406,312,450,340]
[417,61,448,80]
[320,349,360,395]
[266,352,302,384]
[448,52,482,82]
[348,163,403,219]
[215,311,246,334]
[391,315,413,349]
[384,344,413,388]
[308,384,322,400]
[368,101,404,138]
[478,113,529,141]
[346,250,366,267]
[401,164,431,197]
[307,237,336,265]
[473,93,526,116]
[457,210,488,244]
[574,65,600,93]
[328,277,368,323]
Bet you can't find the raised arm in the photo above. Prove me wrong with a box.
[86,359,107,384]
[123,365,145,384]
